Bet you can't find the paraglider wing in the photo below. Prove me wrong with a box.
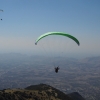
[35,32,80,46]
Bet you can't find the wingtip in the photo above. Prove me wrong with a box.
[35,43,37,45]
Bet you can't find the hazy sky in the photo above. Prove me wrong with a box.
[0,0,100,58]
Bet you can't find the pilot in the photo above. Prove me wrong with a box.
[55,66,60,73]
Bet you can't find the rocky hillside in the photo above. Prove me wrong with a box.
[0,84,85,100]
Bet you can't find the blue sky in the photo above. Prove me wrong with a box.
[0,0,100,58]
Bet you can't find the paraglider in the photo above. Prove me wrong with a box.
[0,9,3,12]
[0,9,3,20]
[35,32,80,73]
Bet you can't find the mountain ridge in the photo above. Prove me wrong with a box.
[0,84,85,100]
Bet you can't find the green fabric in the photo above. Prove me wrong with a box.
[35,32,80,46]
